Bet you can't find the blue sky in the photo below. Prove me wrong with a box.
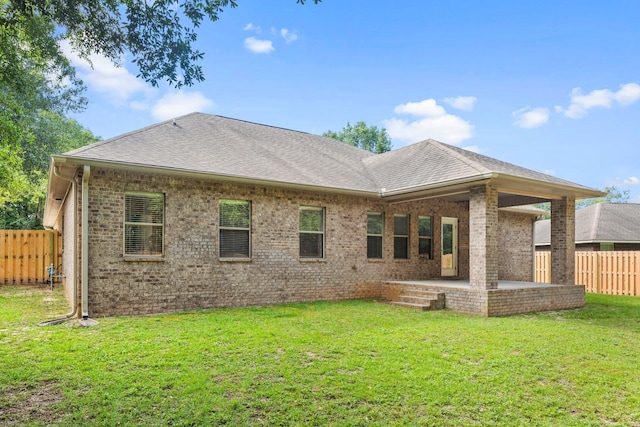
[66,1,640,202]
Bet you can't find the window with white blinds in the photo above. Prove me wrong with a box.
[124,192,164,256]
[219,199,251,258]
[299,206,324,258]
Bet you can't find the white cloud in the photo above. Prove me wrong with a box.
[281,28,298,44]
[129,100,150,111]
[613,176,640,187]
[625,176,640,186]
[150,91,215,121]
[512,106,550,129]
[556,83,640,119]
[243,23,261,33]
[244,37,274,54]
[393,99,447,117]
[443,96,477,111]
[630,195,640,203]
[60,40,151,104]
[615,83,640,105]
[383,98,474,145]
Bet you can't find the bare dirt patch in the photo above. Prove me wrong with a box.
[0,381,66,425]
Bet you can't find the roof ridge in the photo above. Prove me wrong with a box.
[212,114,313,137]
[212,114,377,158]
[65,113,203,155]
[427,139,492,175]
[590,202,603,240]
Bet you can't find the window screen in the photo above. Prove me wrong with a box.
[300,206,324,258]
[124,192,164,256]
[367,212,384,259]
[219,200,251,258]
[418,216,433,258]
[394,214,409,259]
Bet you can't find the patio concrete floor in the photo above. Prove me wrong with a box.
[385,278,562,290]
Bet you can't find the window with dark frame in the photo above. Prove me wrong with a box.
[418,215,433,258]
[219,199,251,258]
[124,192,164,256]
[394,214,409,259]
[299,206,324,258]
[367,212,384,259]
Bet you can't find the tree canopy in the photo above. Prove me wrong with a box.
[1,0,320,89]
[2,0,319,228]
[0,112,99,229]
[575,185,630,208]
[323,121,393,154]
[534,185,630,219]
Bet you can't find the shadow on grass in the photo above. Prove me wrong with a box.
[538,292,640,330]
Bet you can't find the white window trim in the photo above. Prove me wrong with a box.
[299,206,325,259]
[219,199,252,259]
[418,215,433,258]
[394,213,409,260]
[367,211,384,259]
[123,191,165,258]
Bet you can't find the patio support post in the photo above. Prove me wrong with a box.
[469,184,499,290]
[550,196,575,285]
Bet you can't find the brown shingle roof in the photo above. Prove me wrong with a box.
[65,113,379,193]
[363,139,595,193]
[60,112,597,196]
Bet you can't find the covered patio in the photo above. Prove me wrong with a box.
[382,279,586,317]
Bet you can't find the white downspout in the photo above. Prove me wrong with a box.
[81,165,90,318]
[38,165,79,325]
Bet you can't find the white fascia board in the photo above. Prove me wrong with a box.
[53,156,381,199]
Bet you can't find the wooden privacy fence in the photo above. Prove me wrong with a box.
[536,251,640,296]
[0,230,62,285]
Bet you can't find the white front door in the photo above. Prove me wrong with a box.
[441,217,458,277]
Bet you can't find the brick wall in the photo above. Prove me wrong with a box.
[469,185,499,290]
[383,281,585,316]
[551,197,576,284]
[485,285,585,316]
[498,211,534,281]
[82,168,475,317]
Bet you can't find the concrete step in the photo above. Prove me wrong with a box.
[401,289,443,298]
[390,301,434,311]
[391,291,446,311]
[396,295,438,305]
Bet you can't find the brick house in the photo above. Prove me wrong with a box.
[43,113,601,318]
[535,202,640,251]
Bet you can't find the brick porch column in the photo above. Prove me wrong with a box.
[550,197,576,285]
[469,185,499,290]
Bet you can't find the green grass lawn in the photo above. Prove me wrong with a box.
[1,286,639,426]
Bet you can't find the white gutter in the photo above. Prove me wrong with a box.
[52,155,381,199]
[38,165,79,325]
[380,173,496,198]
[81,165,90,318]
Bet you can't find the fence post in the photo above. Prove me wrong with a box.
[595,252,600,294]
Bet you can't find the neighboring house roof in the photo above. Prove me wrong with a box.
[45,113,602,226]
[535,203,640,245]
